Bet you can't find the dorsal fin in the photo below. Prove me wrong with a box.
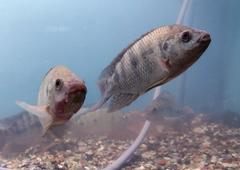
[42,67,55,82]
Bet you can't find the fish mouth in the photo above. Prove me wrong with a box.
[66,81,87,113]
[68,81,87,94]
[198,32,211,46]
[54,81,87,117]
[68,86,87,103]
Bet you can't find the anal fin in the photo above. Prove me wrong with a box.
[108,93,139,112]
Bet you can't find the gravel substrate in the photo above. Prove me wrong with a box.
[0,114,240,170]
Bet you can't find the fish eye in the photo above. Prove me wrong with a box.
[55,79,63,90]
[181,31,191,43]
[162,55,168,60]
[163,42,168,51]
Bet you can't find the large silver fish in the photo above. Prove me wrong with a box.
[16,65,87,135]
[91,24,211,113]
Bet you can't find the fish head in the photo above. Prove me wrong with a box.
[159,24,211,78]
[47,68,87,119]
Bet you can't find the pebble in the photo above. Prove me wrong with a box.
[157,159,167,166]
[0,115,240,170]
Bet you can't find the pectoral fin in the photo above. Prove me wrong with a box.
[16,101,53,136]
[145,76,170,93]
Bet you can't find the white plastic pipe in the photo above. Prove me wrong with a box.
[104,120,151,170]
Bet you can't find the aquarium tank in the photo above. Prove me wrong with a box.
[0,0,240,169]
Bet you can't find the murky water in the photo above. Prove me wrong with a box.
[1,0,240,169]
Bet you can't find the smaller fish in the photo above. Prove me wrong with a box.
[16,65,87,135]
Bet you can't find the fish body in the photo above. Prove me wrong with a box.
[16,65,87,135]
[94,24,211,112]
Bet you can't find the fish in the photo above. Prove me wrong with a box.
[16,65,87,135]
[90,24,211,113]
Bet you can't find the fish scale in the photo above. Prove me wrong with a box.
[118,45,157,92]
